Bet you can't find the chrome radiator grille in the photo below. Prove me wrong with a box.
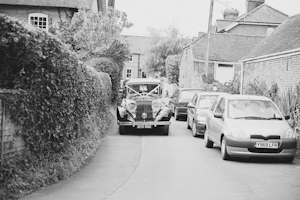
[135,101,153,121]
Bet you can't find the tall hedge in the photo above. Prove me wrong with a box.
[0,14,112,199]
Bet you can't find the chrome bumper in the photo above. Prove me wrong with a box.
[118,121,171,127]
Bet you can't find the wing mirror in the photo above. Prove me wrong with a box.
[284,115,290,120]
[187,102,195,109]
[214,113,223,119]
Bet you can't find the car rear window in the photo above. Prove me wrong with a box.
[198,95,218,109]
[180,90,202,100]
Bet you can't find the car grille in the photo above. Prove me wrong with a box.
[135,101,153,121]
[251,135,281,140]
[248,148,283,154]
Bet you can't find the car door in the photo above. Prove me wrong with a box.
[210,98,226,145]
[187,94,197,127]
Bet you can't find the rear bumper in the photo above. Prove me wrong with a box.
[118,121,171,127]
[226,136,297,158]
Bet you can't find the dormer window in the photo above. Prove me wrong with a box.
[28,13,49,31]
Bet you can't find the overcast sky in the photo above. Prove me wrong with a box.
[115,0,300,38]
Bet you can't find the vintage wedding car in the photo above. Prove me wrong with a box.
[117,78,172,135]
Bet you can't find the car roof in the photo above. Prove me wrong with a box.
[196,92,228,96]
[126,78,161,84]
[179,88,205,91]
[226,94,271,101]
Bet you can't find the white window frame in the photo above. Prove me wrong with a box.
[28,13,49,31]
[126,69,132,78]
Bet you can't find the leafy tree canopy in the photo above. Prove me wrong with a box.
[145,25,190,77]
[55,7,132,62]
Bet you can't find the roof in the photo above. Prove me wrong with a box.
[0,0,94,9]
[245,14,300,59]
[192,34,265,62]
[126,78,161,85]
[227,94,271,101]
[215,19,236,33]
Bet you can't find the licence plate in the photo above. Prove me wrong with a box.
[137,125,151,129]
[255,142,279,149]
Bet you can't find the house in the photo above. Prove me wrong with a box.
[0,0,108,32]
[179,0,288,87]
[241,14,300,94]
[120,35,152,79]
[179,34,265,87]
[215,0,288,36]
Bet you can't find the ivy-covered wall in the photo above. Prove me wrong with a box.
[0,14,114,199]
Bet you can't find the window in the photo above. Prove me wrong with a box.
[215,98,225,114]
[126,69,132,78]
[129,54,133,62]
[28,13,49,31]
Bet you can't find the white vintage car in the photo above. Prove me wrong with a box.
[117,78,172,135]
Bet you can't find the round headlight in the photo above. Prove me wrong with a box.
[152,102,161,110]
[126,102,136,112]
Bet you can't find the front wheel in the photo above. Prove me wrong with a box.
[221,137,231,160]
[187,117,191,129]
[282,157,294,163]
[119,125,126,135]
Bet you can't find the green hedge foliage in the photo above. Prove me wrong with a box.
[0,14,112,199]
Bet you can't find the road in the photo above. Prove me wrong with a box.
[22,117,300,200]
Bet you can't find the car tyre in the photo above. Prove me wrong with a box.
[221,137,231,160]
[204,130,213,148]
[282,157,294,163]
[187,117,191,129]
[192,121,198,137]
[175,109,180,121]
[162,125,169,135]
[119,125,126,135]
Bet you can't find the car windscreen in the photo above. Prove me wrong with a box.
[198,95,218,109]
[127,84,159,95]
[180,90,201,100]
[228,100,282,120]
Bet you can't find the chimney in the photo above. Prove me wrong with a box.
[245,0,265,13]
[108,0,115,8]
[98,0,106,13]
[223,8,239,20]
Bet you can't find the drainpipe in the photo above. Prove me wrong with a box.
[0,98,4,165]
[240,61,244,94]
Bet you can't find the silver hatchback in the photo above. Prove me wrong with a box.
[204,94,297,162]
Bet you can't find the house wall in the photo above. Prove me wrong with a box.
[243,54,300,94]
[0,97,27,161]
[0,5,74,29]
[123,53,143,79]
[227,24,277,36]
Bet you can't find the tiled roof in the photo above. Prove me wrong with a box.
[246,14,300,59]
[192,33,265,62]
[0,0,94,9]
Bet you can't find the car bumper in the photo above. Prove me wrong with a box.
[195,122,206,135]
[118,121,171,127]
[226,136,297,158]
[175,107,187,116]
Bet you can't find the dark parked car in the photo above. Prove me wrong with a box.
[172,88,205,120]
[117,78,172,135]
[187,92,227,137]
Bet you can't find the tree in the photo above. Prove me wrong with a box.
[145,26,190,77]
[56,7,132,62]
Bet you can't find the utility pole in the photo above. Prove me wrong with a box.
[205,0,214,78]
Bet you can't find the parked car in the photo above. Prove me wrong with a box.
[187,92,228,137]
[172,88,205,120]
[117,78,172,135]
[204,94,297,162]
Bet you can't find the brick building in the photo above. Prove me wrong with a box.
[179,0,288,88]
[0,0,107,32]
[242,14,300,94]
[120,35,152,79]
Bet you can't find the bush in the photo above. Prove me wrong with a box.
[0,14,113,199]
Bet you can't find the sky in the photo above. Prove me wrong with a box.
[115,0,300,38]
